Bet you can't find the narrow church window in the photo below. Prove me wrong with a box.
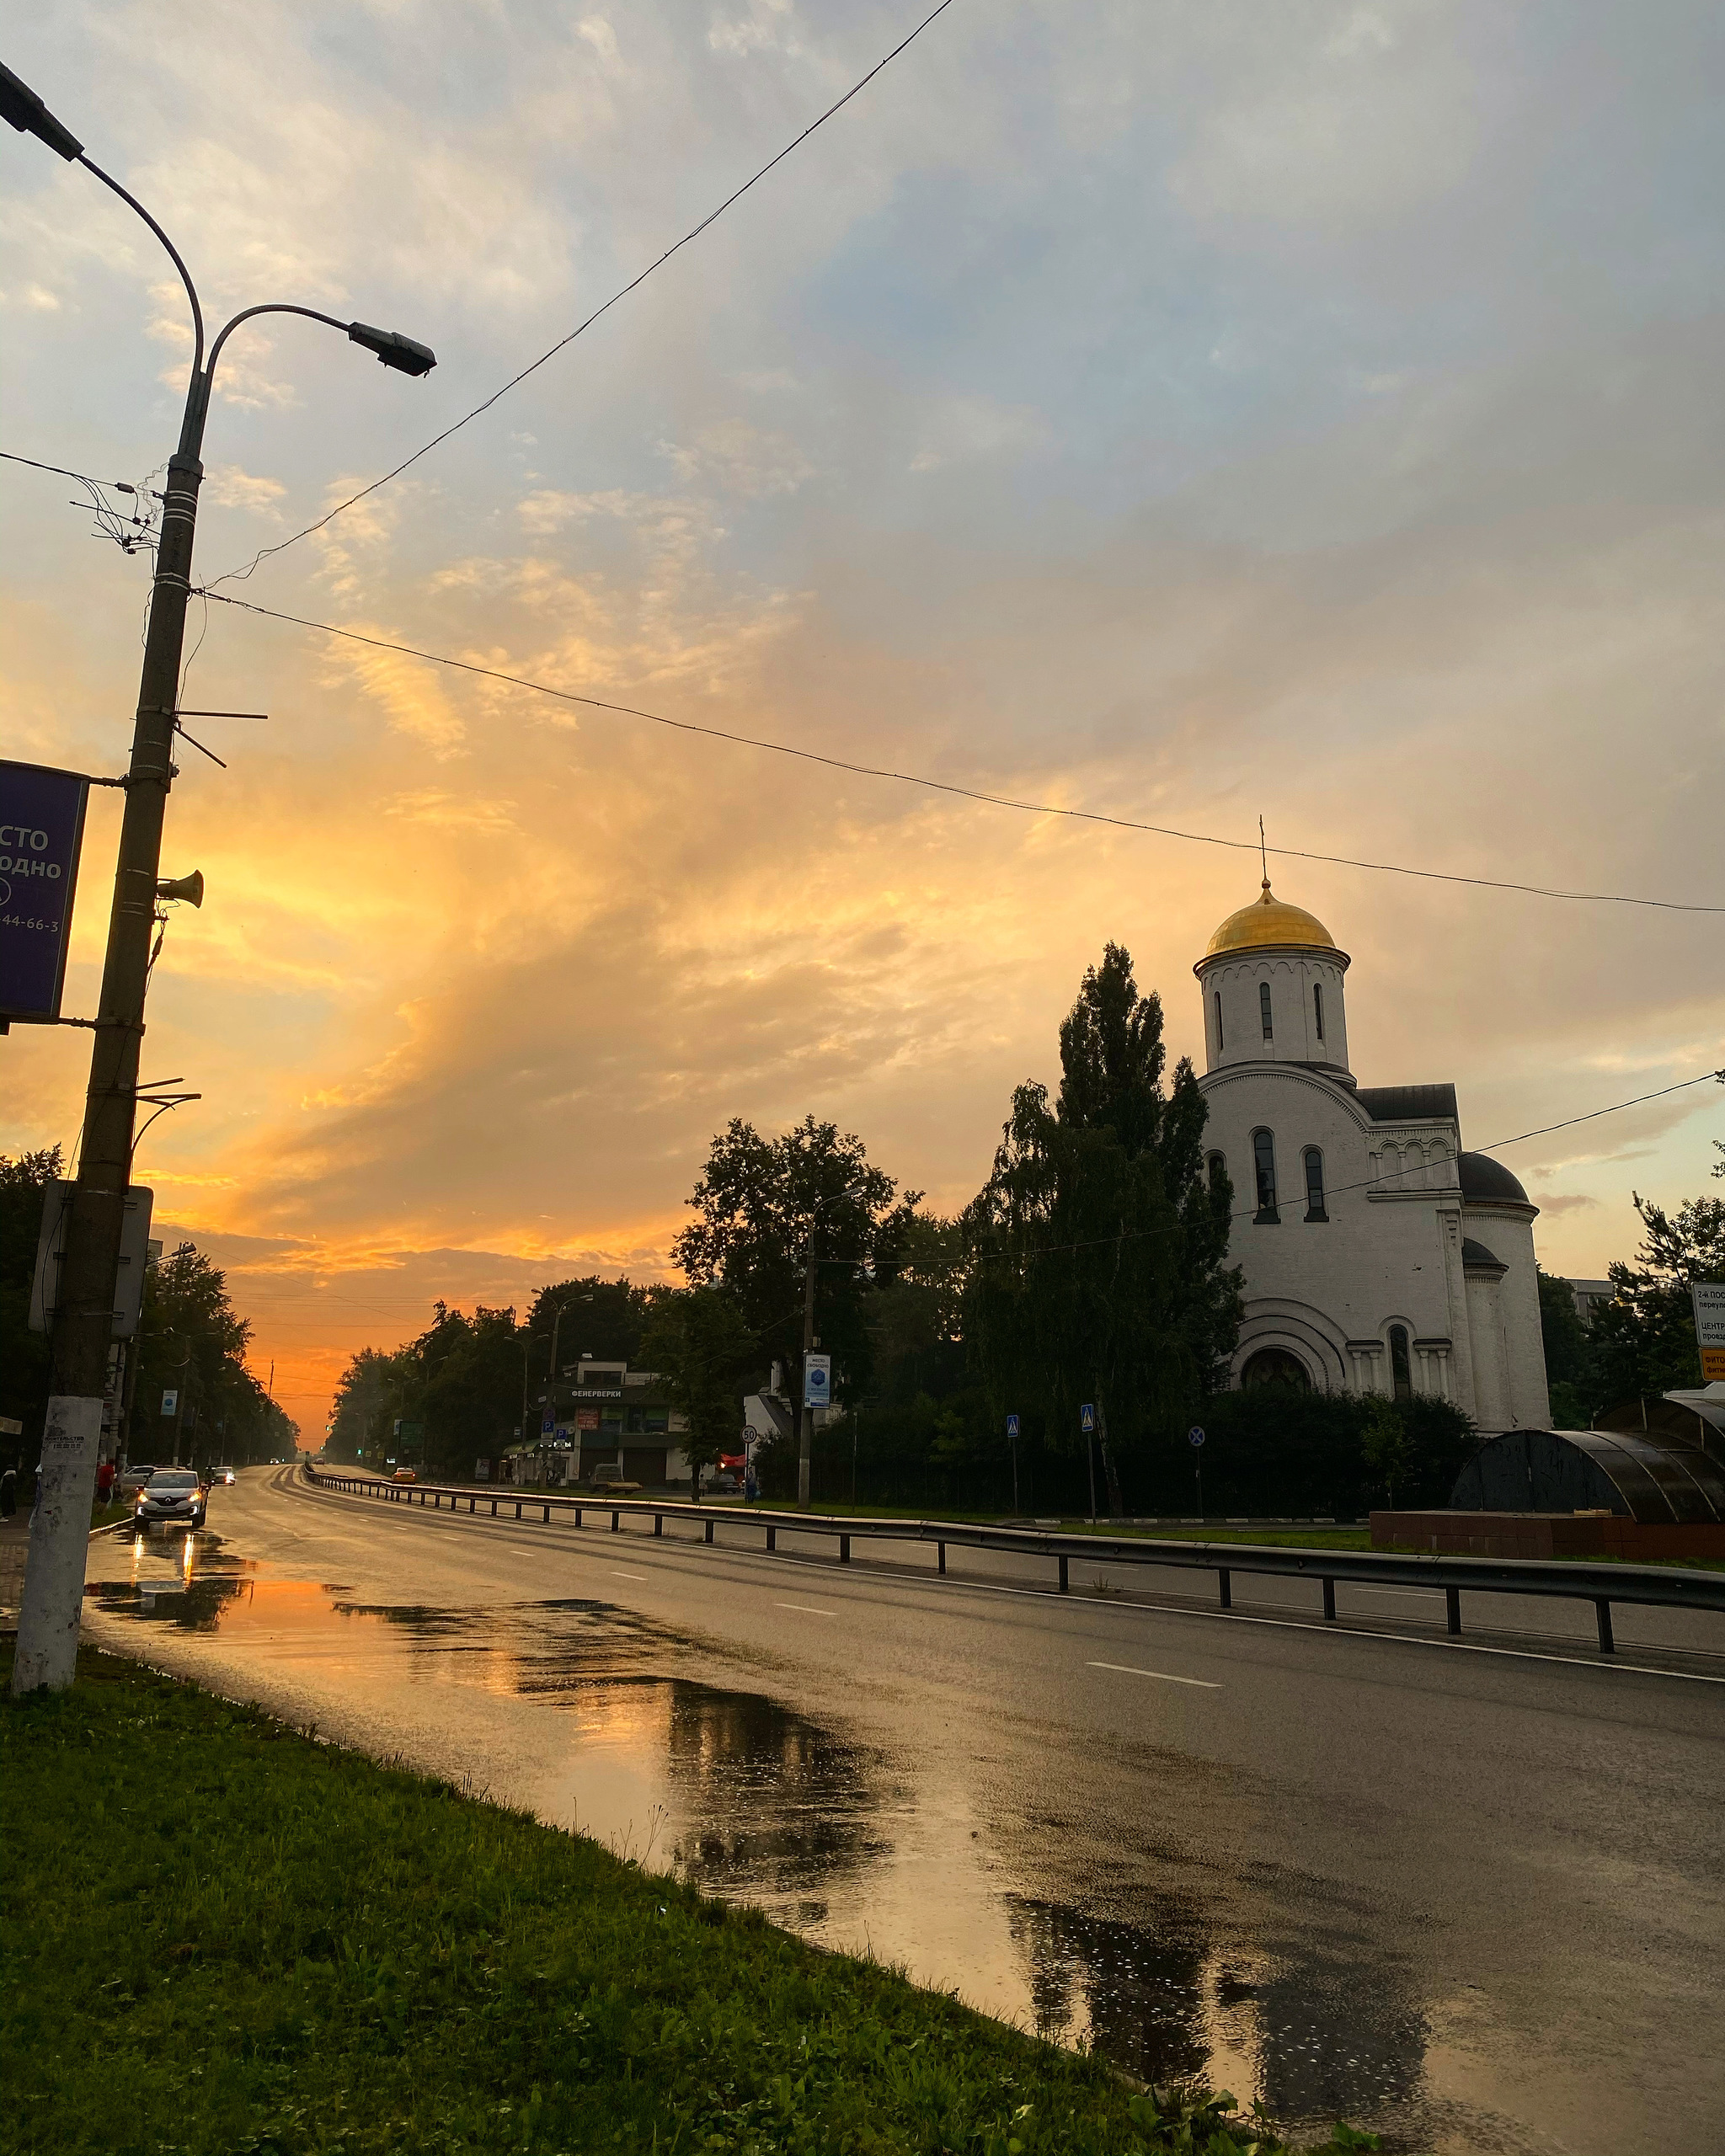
[1252,1129,1279,1221]
[1389,1325,1413,1401]
[1259,981,1274,1040]
[1303,1147,1327,1221]
[1214,991,1224,1051]
[1207,1150,1226,1193]
[1313,983,1325,1041]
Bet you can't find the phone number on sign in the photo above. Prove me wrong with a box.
[1,913,65,934]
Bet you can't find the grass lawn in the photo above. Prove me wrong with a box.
[1,1648,1375,2156]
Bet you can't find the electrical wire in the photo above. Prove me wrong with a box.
[1,446,159,554]
[1,448,112,486]
[205,0,959,592]
[827,1065,1725,1273]
[197,588,1725,916]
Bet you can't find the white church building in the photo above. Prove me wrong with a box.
[1195,882,1551,1433]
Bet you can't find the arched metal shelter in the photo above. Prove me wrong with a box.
[1451,1428,1725,1525]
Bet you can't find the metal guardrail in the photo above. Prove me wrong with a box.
[302,1465,1725,1656]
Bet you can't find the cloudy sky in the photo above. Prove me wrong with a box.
[3,0,1722,1436]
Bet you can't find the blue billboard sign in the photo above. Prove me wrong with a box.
[0,760,90,1023]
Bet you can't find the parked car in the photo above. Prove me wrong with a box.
[392,1467,417,1484]
[134,1468,206,1531]
[117,1462,156,1498]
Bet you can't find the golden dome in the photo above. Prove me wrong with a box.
[1203,880,1342,960]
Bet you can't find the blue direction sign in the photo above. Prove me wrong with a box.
[1188,1426,1206,1448]
[1006,1412,1020,1438]
[1081,1402,1096,1433]
[0,760,90,1023]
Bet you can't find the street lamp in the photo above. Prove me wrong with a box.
[6,63,436,1694]
[798,1182,868,1510]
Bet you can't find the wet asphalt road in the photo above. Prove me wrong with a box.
[83,1467,1725,2156]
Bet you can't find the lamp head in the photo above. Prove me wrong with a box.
[347,321,436,376]
[0,61,83,160]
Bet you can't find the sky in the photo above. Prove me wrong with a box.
[3,0,1722,1439]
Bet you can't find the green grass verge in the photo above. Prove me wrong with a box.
[1,1649,1375,2156]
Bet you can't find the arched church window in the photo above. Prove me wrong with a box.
[1259,980,1274,1040]
[1214,991,1224,1052]
[1389,1325,1413,1402]
[1303,1147,1327,1222]
[1242,1348,1308,1390]
[1207,1150,1226,1194]
[1252,1129,1279,1222]
[1313,983,1325,1042]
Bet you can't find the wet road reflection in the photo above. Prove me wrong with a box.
[80,1526,1576,2152]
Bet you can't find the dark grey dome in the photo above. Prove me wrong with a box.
[1458,1150,1531,1206]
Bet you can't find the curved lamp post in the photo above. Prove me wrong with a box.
[3,61,435,1691]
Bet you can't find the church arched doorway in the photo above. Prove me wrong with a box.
[1241,1348,1310,1390]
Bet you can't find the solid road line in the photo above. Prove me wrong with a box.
[1089,1660,1220,1689]
[282,1474,1725,1687]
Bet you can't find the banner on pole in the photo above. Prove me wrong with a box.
[804,1353,831,1408]
[0,760,90,1023]
[1695,1282,1725,1382]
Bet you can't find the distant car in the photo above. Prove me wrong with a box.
[210,1465,237,1486]
[392,1467,417,1484]
[134,1468,206,1531]
[117,1462,156,1498]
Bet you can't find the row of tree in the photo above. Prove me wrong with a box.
[1536,1140,1725,1428]
[0,1148,299,1472]
[320,948,1717,1514]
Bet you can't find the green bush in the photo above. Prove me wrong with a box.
[1141,1387,1477,1518]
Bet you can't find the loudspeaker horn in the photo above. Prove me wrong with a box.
[156,870,205,908]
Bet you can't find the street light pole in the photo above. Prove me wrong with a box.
[797,1181,867,1511]
[4,65,435,1693]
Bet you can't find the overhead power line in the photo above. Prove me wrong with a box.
[2,447,113,486]
[198,588,1725,917]
[823,1066,1725,1270]
[205,0,959,592]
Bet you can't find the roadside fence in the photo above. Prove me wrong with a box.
[301,1466,1725,1656]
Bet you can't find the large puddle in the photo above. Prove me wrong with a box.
[85,1530,1550,2153]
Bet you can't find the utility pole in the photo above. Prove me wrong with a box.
[797,1180,866,1510]
[4,62,435,1693]
[166,1342,192,1468]
[798,1231,818,1509]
